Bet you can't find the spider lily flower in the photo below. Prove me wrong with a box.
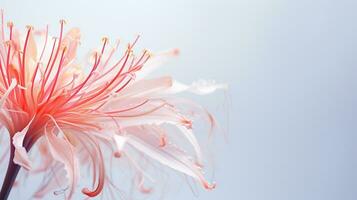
[0,12,227,200]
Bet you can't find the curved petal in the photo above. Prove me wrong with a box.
[125,125,203,164]
[45,123,79,200]
[12,118,34,170]
[176,126,203,164]
[119,134,215,190]
[0,79,17,108]
[75,133,105,197]
[62,28,81,66]
[136,48,179,80]
[117,76,172,99]
[33,163,67,199]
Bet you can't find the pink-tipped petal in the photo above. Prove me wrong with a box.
[121,135,214,189]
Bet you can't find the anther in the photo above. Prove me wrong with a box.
[101,36,109,43]
[6,21,13,27]
[5,40,11,46]
[25,25,34,30]
[62,46,68,52]
[59,19,67,25]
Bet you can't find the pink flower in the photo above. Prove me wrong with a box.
[0,12,226,200]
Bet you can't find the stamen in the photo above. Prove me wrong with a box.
[64,47,131,109]
[41,38,57,93]
[0,10,4,43]
[21,26,32,85]
[110,102,168,118]
[6,28,13,85]
[45,47,67,102]
[0,58,8,88]
[6,21,13,29]
[65,52,99,102]
[59,19,67,25]
[42,20,64,91]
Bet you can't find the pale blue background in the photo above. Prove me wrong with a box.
[2,0,357,200]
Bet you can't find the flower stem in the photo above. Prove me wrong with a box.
[0,145,20,200]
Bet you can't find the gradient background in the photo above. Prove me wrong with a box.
[2,0,357,200]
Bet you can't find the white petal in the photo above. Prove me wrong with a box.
[0,79,17,108]
[12,118,34,170]
[124,135,200,179]
[45,117,79,200]
[136,49,179,80]
[176,126,203,163]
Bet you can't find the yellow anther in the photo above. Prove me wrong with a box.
[26,25,34,30]
[5,40,12,46]
[59,19,67,25]
[143,49,153,57]
[102,36,109,43]
[62,46,68,52]
[7,21,13,27]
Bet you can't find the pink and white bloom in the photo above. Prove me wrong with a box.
[0,12,226,200]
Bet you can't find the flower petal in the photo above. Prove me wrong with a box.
[33,163,67,198]
[118,134,215,189]
[136,48,179,80]
[45,123,79,200]
[12,118,34,170]
[176,125,203,163]
[0,79,17,108]
[118,76,172,99]
[62,28,81,66]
